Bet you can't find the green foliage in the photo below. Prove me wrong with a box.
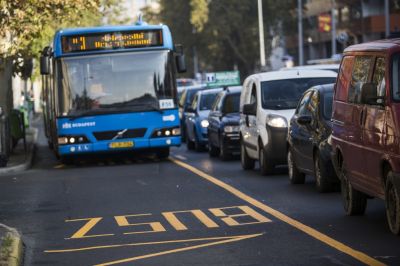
[0,0,129,77]
[145,0,298,79]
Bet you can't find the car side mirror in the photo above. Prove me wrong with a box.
[361,82,385,106]
[242,103,256,116]
[40,55,50,75]
[297,115,312,125]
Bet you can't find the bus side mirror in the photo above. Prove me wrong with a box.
[176,54,186,73]
[40,55,50,75]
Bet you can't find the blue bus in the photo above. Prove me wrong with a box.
[40,20,186,163]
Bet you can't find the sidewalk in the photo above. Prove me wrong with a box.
[0,119,38,176]
[0,116,40,265]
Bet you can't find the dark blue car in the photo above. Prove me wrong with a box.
[185,88,222,151]
[208,86,241,160]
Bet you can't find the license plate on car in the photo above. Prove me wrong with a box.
[109,141,134,149]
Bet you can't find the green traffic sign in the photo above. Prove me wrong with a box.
[206,71,240,88]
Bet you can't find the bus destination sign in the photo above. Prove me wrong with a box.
[61,29,163,53]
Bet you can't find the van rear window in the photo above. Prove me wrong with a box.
[336,56,354,102]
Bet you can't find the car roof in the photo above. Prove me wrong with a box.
[248,69,337,83]
[197,88,223,95]
[344,38,400,53]
[280,64,339,72]
[310,83,335,94]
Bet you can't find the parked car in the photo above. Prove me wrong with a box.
[240,70,337,175]
[185,88,222,151]
[331,39,400,235]
[208,86,241,160]
[178,84,207,142]
[287,83,339,192]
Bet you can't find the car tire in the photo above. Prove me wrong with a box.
[186,131,195,150]
[219,137,231,161]
[340,164,367,215]
[157,147,170,160]
[240,141,255,170]
[259,143,274,175]
[208,140,219,157]
[287,148,305,184]
[385,171,400,235]
[314,151,333,193]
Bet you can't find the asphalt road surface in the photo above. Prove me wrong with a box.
[0,128,399,266]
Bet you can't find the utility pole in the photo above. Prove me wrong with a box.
[258,0,266,68]
[331,0,337,56]
[385,0,390,38]
[298,0,304,66]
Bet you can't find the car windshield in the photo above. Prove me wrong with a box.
[200,93,218,110]
[222,93,240,113]
[261,77,336,110]
[57,50,176,116]
[322,92,333,120]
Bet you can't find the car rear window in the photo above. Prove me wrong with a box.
[261,77,336,110]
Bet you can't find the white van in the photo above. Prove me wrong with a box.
[239,70,337,175]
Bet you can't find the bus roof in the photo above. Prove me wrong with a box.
[53,24,173,58]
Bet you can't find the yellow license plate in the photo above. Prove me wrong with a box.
[109,141,134,149]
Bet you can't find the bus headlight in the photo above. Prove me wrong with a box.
[58,135,89,145]
[151,127,181,138]
[224,125,239,133]
[266,115,287,128]
[200,120,209,128]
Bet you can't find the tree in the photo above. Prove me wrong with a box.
[146,0,298,79]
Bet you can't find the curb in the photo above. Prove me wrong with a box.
[0,225,23,266]
[0,127,38,175]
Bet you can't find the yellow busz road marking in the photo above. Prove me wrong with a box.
[170,158,385,266]
[64,205,271,239]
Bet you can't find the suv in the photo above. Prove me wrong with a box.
[331,39,400,235]
[240,70,337,175]
[185,88,222,151]
[208,86,241,160]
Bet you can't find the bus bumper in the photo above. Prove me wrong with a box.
[58,136,181,155]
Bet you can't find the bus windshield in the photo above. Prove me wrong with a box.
[58,50,176,116]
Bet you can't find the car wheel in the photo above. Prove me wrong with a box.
[259,143,274,175]
[314,151,333,193]
[240,141,255,170]
[385,171,400,235]
[186,131,195,150]
[208,139,219,157]
[219,137,231,161]
[287,148,305,184]
[340,163,367,215]
[156,147,170,160]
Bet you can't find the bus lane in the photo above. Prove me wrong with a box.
[37,157,385,266]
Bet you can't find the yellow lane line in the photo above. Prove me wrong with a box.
[94,233,262,266]
[44,233,261,254]
[170,158,385,266]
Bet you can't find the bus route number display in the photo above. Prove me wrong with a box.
[61,29,163,53]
